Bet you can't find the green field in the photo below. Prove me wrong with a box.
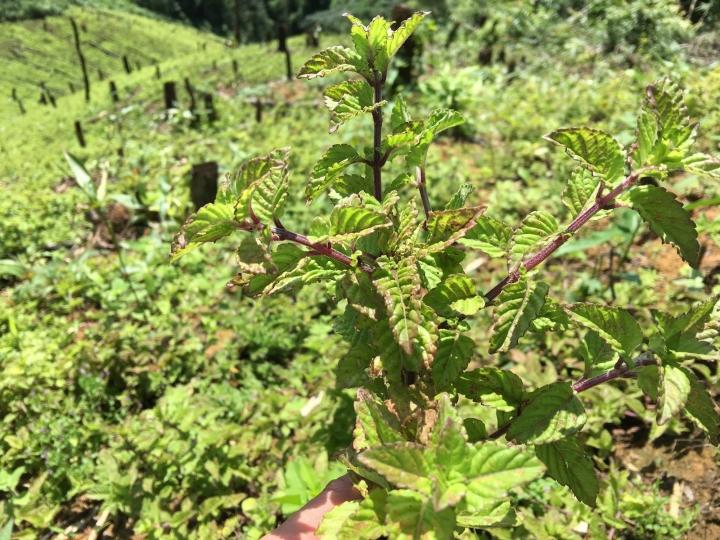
[1,1,719,538]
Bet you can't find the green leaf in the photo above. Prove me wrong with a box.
[387,11,428,57]
[684,371,719,444]
[567,304,643,361]
[578,330,618,378]
[628,185,699,267]
[423,274,484,317]
[391,94,412,132]
[432,330,474,390]
[359,444,430,492]
[456,368,524,412]
[354,389,405,451]
[373,257,423,355]
[489,279,549,353]
[64,151,96,201]
[0,520,12,540]
[324,205,390,243]
[510,211,559,265]
[425,206,485,253]
[545,127,625,183]
[386,490,455,540]
[297,46,362,79]
[657,361,691,425]
[171,203,235,261]
[318,491,388,540]
[654,296,718,355]
[248,149,290,223]
[308,144,364,201]
[459,216,512,258]
[508,382,586,444]
[459,443,544,523]
[536,437,599,507]
[683,153,720,179]
[562,168,600,218]
[645,78,695,150]
[445,183,473,211]
[324,80,379,133]
[633,108,659,168]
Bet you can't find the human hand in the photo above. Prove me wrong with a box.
[262,473,362,540]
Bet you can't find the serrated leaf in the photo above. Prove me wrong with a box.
[359,444,431,492]
[633,108,659,168]
[387,11,428,57]
[459,443,544,520]
[432,330,474,390]
[324,205,390,243]
[684,370,719,444]
[563,168,600,218]
[308,144,364,201]
[510,211,559,265]
[545,127,625,183]
[324,80,378,133]
[578,330,618,377]
[445,183,473,211]
[536,437,599,507]
[171,203,235,260]
[297,46,362,79]
[645,78,695,149]
[567,304,643,361]
[655,296,718,351]
[354,389,405,451]
[657,361,691,425]
[374,257,423,355]
[425,206,485,253]
[386,490,455,540]
[628,185,699,267]
[459,216,512,258]
[683,153,720,179]
[318,491,388,540]
[261,256,344,296]
[489,279,549,353]
[391,94,411,132]
[456,368,524,412]
[424,274,484,318]
[249,151,290,223]
[508,382,586,444]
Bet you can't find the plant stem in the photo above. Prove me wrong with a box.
[484,172,640,303]
[372,71,383,201]
[572,353,655,393]
[416,166,431,223]
[239,221,373,272]
[489,352,656,439]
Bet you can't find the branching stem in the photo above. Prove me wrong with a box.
[416,166,431,224]
[484,172,640,302]
[489,352,657,439]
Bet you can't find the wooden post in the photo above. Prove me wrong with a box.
[122,55,132,74]
[233,0,242,45]
[68,81,75,93]
[74,120,86,147]
[163,81,178,110]
[47,91,57,108]
[184,78,197,124]
[232,59,239,79]
[39,92,47,105]
[16,98,25,115]
[109,80,119,103]
[11,88,17,101]
[190,162,218,209]
[254,98,263,123]
[284,48,293,81]
[155,65,161,79]
[277,22,288,52]
[202,93,217,123]
[97,68,105,81]
[70,18,91,102]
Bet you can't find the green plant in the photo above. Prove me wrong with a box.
[172,12,720,537]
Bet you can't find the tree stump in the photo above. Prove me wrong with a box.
[190,162,218,209]
[74,120,86,147]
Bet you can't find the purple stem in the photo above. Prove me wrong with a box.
[371,72,383,201]
[484,172,640,302]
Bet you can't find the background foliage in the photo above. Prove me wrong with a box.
[1,0,719,538]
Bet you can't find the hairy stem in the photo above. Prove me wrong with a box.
[484,172,640,302]
[416,166,431,223]
[372,72,383,201]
